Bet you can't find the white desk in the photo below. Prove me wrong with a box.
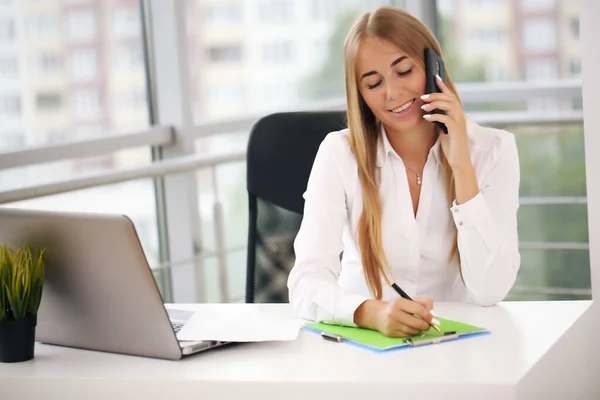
[0,301,597,399]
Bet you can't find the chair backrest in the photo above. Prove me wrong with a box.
[246,111,347,303]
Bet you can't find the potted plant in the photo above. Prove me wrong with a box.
[0,244,45,363]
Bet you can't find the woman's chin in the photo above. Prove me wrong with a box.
[381,113,423,132]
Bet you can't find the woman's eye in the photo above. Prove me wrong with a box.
[367,80,382,89]
[397,68,413,76]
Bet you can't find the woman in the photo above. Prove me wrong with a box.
[287,6,520,337]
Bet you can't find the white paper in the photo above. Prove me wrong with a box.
[175,304,304,342]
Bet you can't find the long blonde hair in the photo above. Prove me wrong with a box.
[344,6,461,299]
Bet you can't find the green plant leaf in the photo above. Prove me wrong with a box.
[0,247,7,322]
[0,243,46,321]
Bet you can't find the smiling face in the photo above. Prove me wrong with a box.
[355,36,428,135]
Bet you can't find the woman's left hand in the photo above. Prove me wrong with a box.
[420,75,471,171]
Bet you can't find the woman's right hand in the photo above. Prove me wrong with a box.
[354,297,436,337]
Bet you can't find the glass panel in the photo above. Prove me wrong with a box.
[438,0,580,83]
[508,250,591,301]
[511,122,589,300]
[200,250,247,303]
[202,256,219,302]
[226,249,247,302]
[0,1,163,292]
[514,123,585,197]
[185,0,392,123]
[519,204,588,243]
[438,1,586,300]
[196,161,248,254]
[186,0,391,302]
[195,131,248,254]
[0,0,150,154]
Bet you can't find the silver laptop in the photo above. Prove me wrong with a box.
[0,207,229,360]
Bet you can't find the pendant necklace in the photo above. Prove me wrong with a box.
[405,166,422,185]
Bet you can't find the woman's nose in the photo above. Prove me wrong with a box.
[386,82,400,101]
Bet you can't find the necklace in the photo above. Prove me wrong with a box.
[405,166,422,185]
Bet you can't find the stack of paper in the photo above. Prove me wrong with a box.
[176,305,304,342]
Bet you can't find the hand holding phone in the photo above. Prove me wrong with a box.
[424,48,448,134]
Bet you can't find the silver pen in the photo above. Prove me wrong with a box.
[321,332,342,342]
[405,332,458,346]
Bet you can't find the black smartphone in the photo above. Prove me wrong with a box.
[424,47,448,134]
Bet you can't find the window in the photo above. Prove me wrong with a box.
[0,0,159,299]
[525,59,558,111]
[205,4,242,26]
[525,58,558,82]
[0,131,24,151]
[438,0,587,301]
[66,9,96,41]
[114,43,142,70]
[208,45,242,63]
[117,89,146,109]
[519,0,555,12]
[187,0,388,122]
[207,84,246,109]
[74,125,103,140]
[570,18,579,39]
[570,58,581,76]
[262,41,293,65]
[0,95,21,116]
[71,88,101,119]
[468,0,504,7]
[68,49,98,80]
[72,126,114,172]
[522,18,556,52]
[468,28,505,50]
[257,0,291,23]
[111,6,141,37]
[184,0,391,301]
[312,40,327,61]
[310,0,337,20]
[0,57,18,78]
[27,13,58,38]
[36,92,62,111]
[0,18,15,42]
[46,131,66,145]
[262,81,295,105]
[37,53,61,75]
[484,62,509,81]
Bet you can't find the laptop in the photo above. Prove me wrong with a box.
[0,207,229,360]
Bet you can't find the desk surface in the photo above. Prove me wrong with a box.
[0,301,592,400]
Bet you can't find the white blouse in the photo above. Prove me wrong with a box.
[287,119,521,326]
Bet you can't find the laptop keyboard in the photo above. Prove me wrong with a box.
[171,322,184,334]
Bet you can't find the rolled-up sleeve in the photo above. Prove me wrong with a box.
[287,135,369,325]
[451,134,521,306]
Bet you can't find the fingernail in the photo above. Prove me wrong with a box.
[435,74,442,81]
[423,114,431,119]
[432,318,441,326]
[420,104,428,110]
[430,309,437,317]
[420,94,429,100]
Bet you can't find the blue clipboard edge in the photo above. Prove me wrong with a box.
[303,325,491,353]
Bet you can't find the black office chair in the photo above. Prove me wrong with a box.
[245,111,347,303]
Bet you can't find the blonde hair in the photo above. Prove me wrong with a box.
[344,6,461,299]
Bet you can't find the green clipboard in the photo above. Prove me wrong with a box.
[304,317,488,352]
